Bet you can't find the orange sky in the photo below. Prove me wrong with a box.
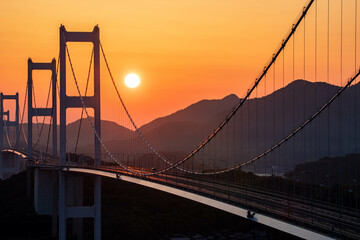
[0,0,358,127]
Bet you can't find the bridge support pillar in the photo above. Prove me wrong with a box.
[59,172,87,240]
[34,169,55,214]
[33,169,60,236]
[59,25,101,240]
[69,175,84,240]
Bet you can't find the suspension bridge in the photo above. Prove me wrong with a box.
[1,0,360,239]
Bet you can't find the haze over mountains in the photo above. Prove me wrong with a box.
[8,79,360,170]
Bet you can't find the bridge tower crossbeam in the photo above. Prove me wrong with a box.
[59,25,101,240]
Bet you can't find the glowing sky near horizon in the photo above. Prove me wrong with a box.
[0,0,358,126]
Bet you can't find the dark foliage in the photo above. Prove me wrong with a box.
[0,171,300,239]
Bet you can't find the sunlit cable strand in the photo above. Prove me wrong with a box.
[99,42,176,168]
[22,120,28,146]
[235,107,238,180]
[356,0,358,71]
[99,0,315,173]
[14,83,29,148]
[3,119,13,148]
[32,76,52,149]
[315,0,319,193]
[293,27,296,175]
[65,44,142,176]
[74,48,94,154]
[303,12,306,183]
[340,0,344,208]
[45,56,60,160]
[341,0,343,88]
[256,83,258,172]
[70,42,212,176]
[264,73,267,176]
[44,113,52,161]
[248,90,251,169]
[355,0,358,214]
[304,14,306,81]
[100,43,205,175]
[11,115,16,145]
[31,84,44,161]
[273,59,276,169]
[327,0,330,198]
[282,45,285,172]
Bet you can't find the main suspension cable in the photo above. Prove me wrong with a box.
[99,35,360,176]
[14,83,29,148]
[45,55,60,160]
[65,44,143,176]
[97,0,315,174]
[3,118,13,148]
[68,0,325,177]
[31,83,44,161]
[32,75,52,149]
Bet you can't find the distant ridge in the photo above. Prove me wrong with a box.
[9,80,360,170]
[139,94,240,135]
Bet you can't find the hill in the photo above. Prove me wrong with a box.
[7,80,360,171]
[82,80,360,171]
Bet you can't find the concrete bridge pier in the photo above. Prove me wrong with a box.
[59,172,102,240]
[34,169,58,238]
[34,169,85,239]
[34,169,55,215]
[66,173,84,240]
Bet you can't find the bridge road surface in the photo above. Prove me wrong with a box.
[29,160,359,240]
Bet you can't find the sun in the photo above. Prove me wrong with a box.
[124,73,140,88]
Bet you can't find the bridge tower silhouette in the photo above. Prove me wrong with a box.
[27,58,58,236]
[0,92,19,179]
[59,25,101,240]
[27,58,57,160]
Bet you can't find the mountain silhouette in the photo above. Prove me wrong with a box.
[7,79,360,171]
